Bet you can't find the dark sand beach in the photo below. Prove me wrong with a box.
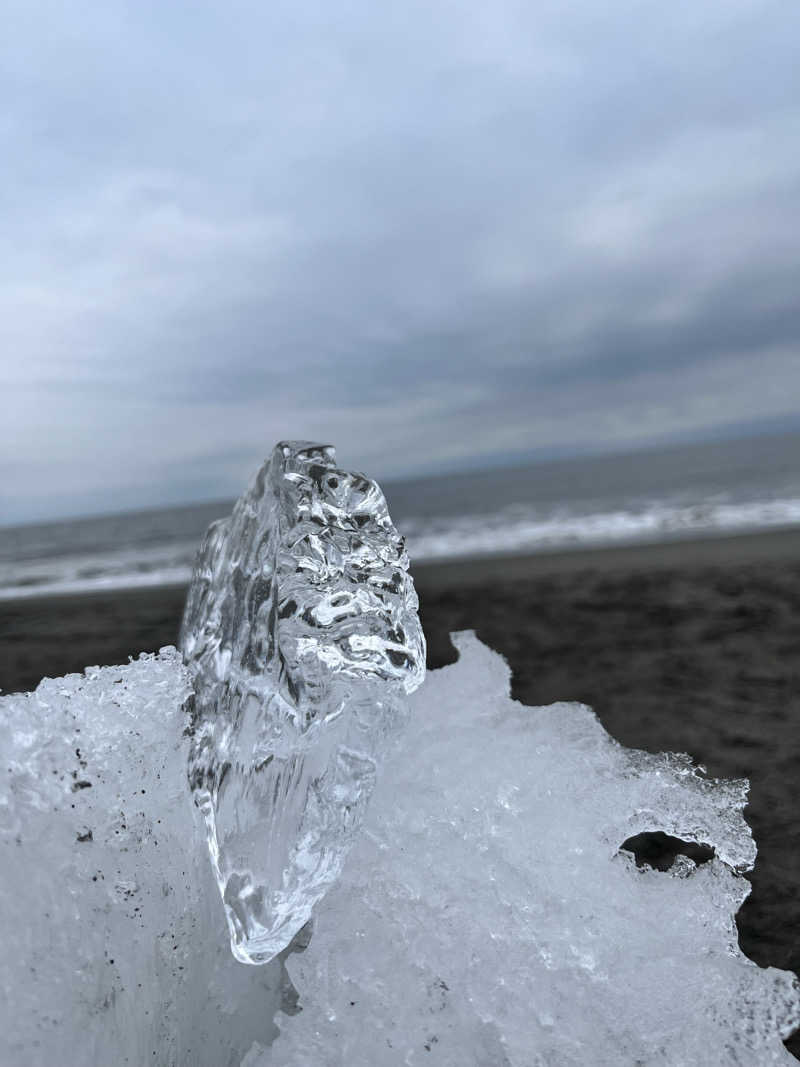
[2,526,799,1056]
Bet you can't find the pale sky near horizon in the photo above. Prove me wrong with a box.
[2,0,799,523]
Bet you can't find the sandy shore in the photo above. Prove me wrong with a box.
[2,526,799,1056]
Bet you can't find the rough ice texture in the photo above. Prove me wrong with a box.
[0,652,286,1067]
[1,639,798,1065]
[179,441,425,964]
[265,633,800,1066]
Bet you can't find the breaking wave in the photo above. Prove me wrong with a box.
[2,494,800,600]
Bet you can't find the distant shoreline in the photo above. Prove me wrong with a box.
[411,523,800,588]
[3,523,800,606]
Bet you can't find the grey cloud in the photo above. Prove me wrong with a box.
[1,0,799,521]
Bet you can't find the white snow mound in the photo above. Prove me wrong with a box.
[1,636,798,1066]
[267,632,800,1066]
[0,650,284,1067]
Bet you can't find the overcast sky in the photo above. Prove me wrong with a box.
[2,0,799,522]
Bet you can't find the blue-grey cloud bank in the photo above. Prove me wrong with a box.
[2,0,799,522]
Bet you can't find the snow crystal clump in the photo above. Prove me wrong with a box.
[0,652,285,1067]
[266,632,800,1066]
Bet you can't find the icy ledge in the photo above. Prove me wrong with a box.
[1,637,798,1065]
[265,632,800,1066]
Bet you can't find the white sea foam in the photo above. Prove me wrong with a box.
[403,494,800,563]
[0,540,200,600]
[3,494,800,600]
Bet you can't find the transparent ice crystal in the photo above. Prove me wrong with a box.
[179,441,425,964]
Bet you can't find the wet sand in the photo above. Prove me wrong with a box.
[2,526,799,1056]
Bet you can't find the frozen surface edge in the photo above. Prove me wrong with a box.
[267,631,800,1066]
[1,637,798,1066]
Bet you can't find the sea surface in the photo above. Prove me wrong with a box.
[1,431,799,600]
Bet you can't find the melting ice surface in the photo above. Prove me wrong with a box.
[264,632,800,1066]
[179,441,426,964]
[1,637,798,1065]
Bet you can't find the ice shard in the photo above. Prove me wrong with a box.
[179,441,425,964]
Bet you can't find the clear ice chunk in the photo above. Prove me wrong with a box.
[179,441,426,964]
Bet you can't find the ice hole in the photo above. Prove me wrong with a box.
[621,831,716,872]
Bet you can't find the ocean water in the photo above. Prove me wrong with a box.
[1,432,799,600]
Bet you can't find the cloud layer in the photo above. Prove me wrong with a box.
[2,0,799,521]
